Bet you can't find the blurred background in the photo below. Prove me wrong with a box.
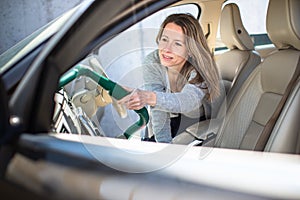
[0,0,84,54]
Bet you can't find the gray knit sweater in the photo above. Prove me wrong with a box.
[142,50,206,143]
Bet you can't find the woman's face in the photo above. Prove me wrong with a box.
[158,22,188,72]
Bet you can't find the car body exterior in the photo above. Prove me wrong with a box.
[0,0,299,199]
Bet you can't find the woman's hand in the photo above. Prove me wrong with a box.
[118,88,156,110]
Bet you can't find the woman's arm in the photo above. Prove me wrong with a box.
[154,84,205,113]
[119,83,204,113]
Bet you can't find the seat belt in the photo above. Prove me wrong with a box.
[255,56,300,151]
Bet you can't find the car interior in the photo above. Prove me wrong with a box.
[0,0,299,199]
[174,0,300,154]
[173,2,263,145]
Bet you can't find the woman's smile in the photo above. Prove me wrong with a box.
[161,53,173,61]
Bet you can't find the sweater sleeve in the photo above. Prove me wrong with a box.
[154,83,205,113]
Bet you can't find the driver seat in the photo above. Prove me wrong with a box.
[216,3,261,102]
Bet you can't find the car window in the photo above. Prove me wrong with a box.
[98,4,199,138]
[98,3,199,81]
[56,4,200,139]
[215,0,271,51]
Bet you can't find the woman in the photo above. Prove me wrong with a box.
[119,14,221,143]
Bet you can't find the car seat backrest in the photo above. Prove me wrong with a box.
[266,0,300,50]
[214,0,300,153]
[263,0,300,153]
[265,75,300,154]
[215,3,261,110]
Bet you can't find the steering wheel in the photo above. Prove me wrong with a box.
[88,57,128,119]
[58,57,149,139]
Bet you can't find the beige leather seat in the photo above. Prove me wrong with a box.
[174,0,300,154]
[173,2,261,143]
[216,3,261,104]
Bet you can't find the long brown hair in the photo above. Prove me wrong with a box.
[156,14,220,101]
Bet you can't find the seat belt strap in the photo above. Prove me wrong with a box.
[255,56,300,151]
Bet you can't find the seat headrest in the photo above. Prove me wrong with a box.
[267,0,300,50]
[220,3,254,51]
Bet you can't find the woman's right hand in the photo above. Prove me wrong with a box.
[118,88,156,110]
